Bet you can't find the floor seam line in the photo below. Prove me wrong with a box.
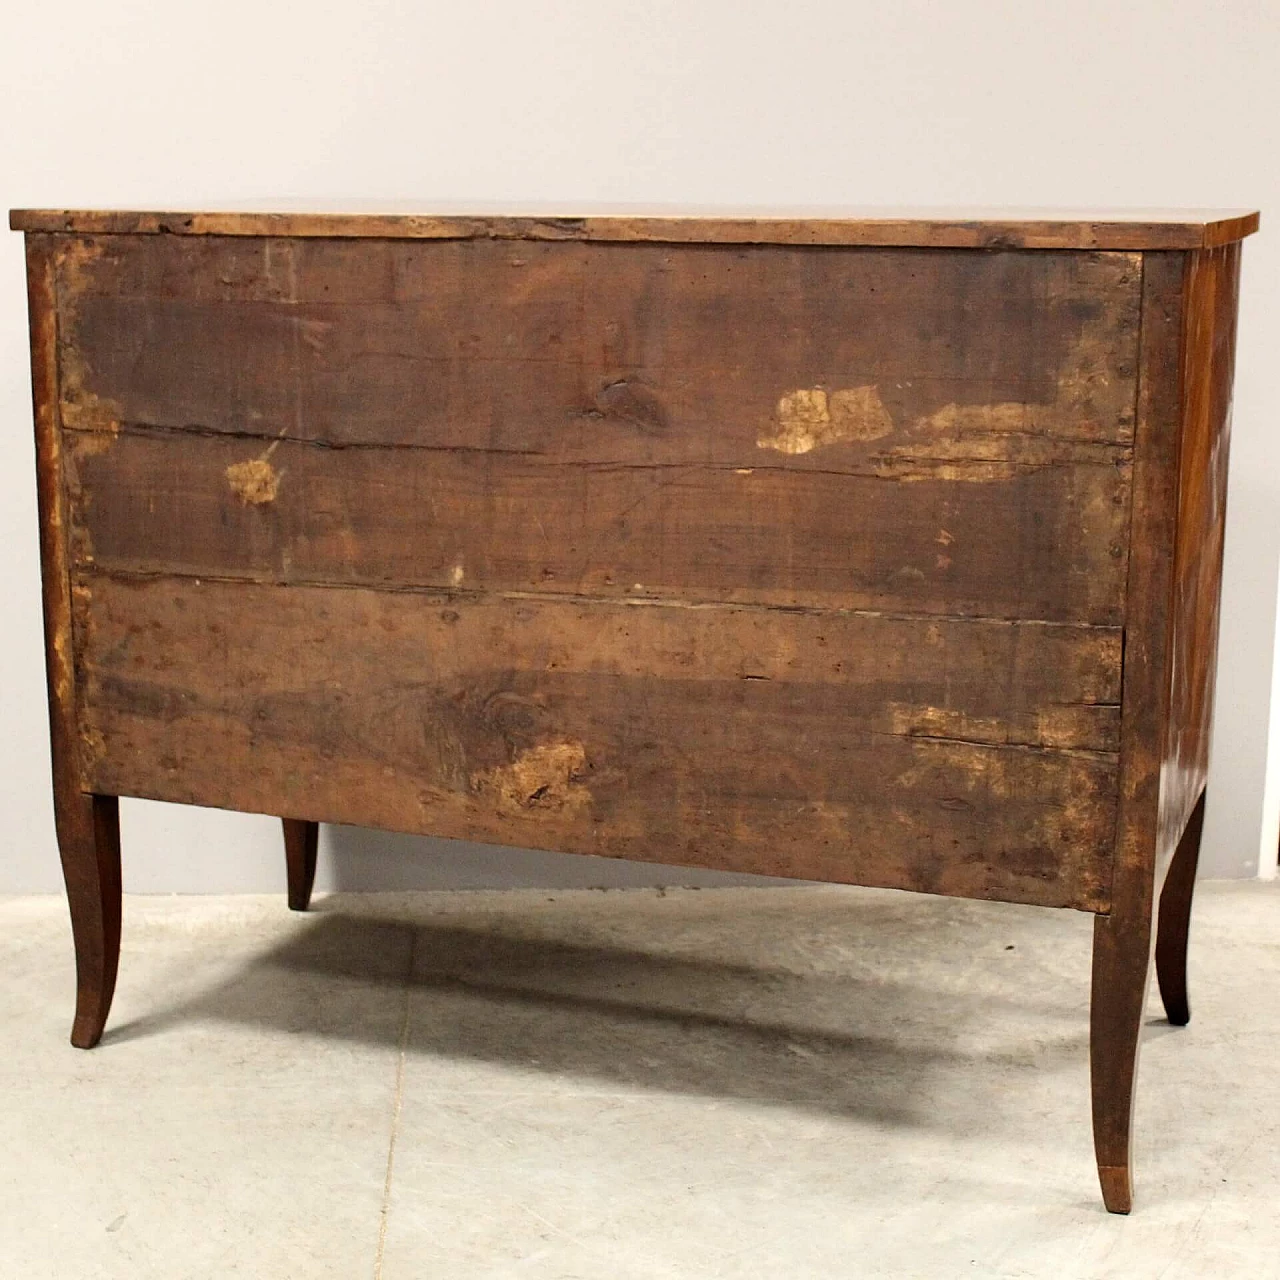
[374,925,416,1280]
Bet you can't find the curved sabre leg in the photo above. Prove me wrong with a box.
[56,792,123,1049]
[1155,792,1206,1027]
[1090,904,1152,1214]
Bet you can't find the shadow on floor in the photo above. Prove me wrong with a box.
[104,891,1100,1133]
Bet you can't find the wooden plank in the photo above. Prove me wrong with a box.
[65,426,1131,623]
[9,206,1262,249]
[57,237,1141,454]
[73,571,1119,910]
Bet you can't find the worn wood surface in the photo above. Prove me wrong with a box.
[51,234,1150,910]
[66,429,1133,623]
[57,235,1141,451]
[10,205,1261,250]
[73,573,1119,910]
[52,236,1140,912]
[58,236,1138,623]
[25,233,123,1049]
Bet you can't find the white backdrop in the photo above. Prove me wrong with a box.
[2,0,1277,893]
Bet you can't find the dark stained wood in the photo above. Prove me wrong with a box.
[1155,792,1206,1027]
[282,819,319,912]
[9,205,1261,250]
[1091,252,1188,1215]
[24,233,123,1049]
[72,572,1120,911]
[1157,242,1242,867]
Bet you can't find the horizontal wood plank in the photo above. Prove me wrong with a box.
[66,426,1131,623]
[73,573,1118,909]
[12,206,1262,249]
[57,237,1141,454]
[58,237,1139,623]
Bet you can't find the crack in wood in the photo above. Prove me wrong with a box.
[74,564,1125,633]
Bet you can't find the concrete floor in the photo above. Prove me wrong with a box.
[1,882,1278,1279]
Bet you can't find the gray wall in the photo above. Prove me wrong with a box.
[122,804,772,895]
[3,0,1279,892]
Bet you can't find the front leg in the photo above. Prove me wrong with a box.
[27,238,123,1051]
[55,792,122,1049]
[1090,904,1153,1214]
[1090,794,1207,1212]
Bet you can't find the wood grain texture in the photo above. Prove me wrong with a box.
[1157,242,1242,869]
[57,235,1142,450]
[24,233,122,1049]
[72,572,1120,911]
[65,429,1132,623]
[1091,253,1188,1214]
[10,205,1262,249]
[58,236,1139,624]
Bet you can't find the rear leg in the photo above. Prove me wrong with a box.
[283,819,319,912]
[1155,793,1206,1026]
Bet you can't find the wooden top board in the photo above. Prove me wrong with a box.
[9,204,1260,250]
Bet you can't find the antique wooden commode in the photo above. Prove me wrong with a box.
[12,205,1258,1211]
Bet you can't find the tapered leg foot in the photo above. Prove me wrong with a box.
[1097,1164,1133,1215]
[55,793,122,1050]
[1155,793,1206,1027]
[1090,907,1153,1214]
[283,819,319,912]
